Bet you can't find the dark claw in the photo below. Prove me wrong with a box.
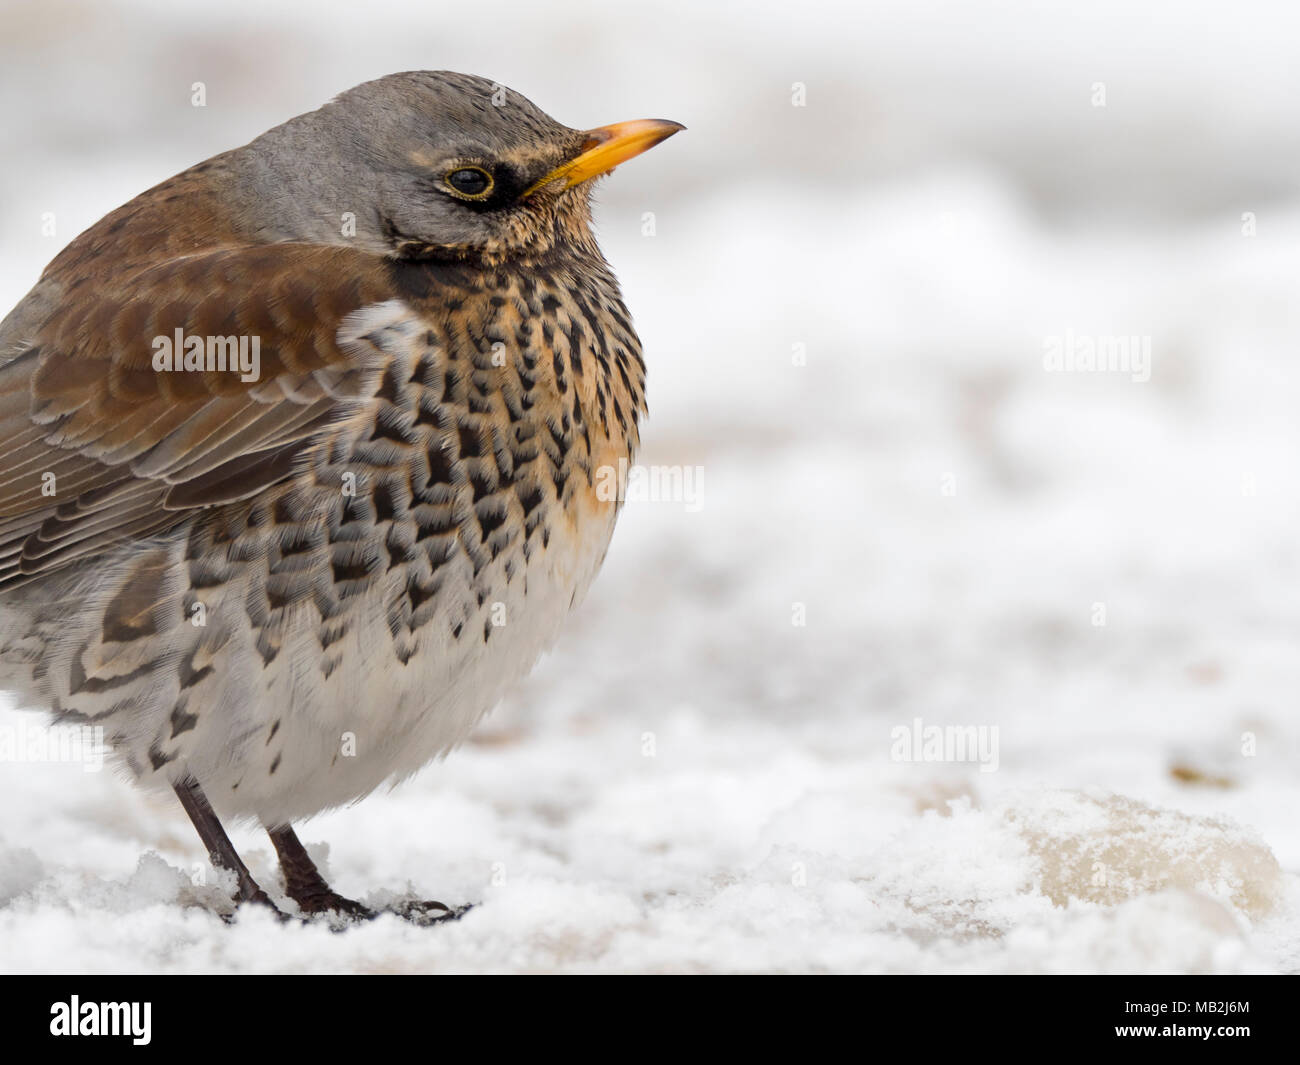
[390,900,473,925]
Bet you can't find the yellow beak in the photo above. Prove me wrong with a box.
[524,118,685,198]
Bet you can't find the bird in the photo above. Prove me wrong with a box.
[0,71,682,920]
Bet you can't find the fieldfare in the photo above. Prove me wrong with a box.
[0,71,682,920]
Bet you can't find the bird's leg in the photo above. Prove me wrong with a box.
[172,777,283,917]
[266,824,374,919]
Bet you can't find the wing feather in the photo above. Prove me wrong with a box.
[0,242,412,588]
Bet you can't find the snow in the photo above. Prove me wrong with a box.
[2,0,1300,973]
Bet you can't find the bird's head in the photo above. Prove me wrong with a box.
[234,71,683,266]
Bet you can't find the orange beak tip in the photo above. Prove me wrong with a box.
[525,118,685,197]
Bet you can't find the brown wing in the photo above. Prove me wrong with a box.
[0,243,402,587]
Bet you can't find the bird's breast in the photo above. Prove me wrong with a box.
[162,270,644,820]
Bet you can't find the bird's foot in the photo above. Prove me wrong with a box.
[267,822,469,928]
[288,894,470,928]
[291,889,377,922]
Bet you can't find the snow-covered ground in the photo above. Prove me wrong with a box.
[1,0,1298,973]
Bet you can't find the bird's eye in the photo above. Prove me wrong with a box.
[445,167,493,198]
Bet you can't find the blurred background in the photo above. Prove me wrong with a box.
[1,0,1298,973]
